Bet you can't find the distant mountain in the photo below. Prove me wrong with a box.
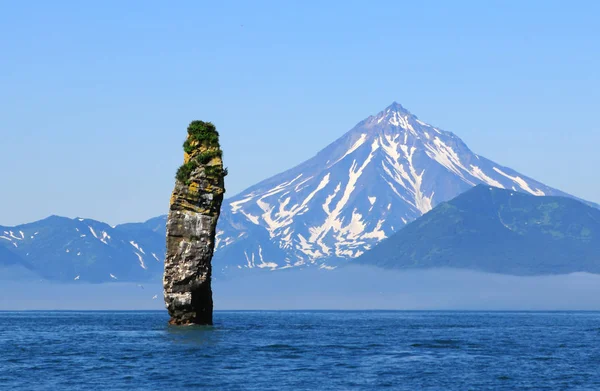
[115,215,167,239]
[0,245,24,267]
[2,102,598,282]
[212,102,596,271]
[357,185,600,275]
[0,216,165,282]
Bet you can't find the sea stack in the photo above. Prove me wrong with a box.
[163,121,226,325]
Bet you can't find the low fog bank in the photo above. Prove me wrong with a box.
[2,266,600,310]
[215,266,600,311]
[0,280,164,310]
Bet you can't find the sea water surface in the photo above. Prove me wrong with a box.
[1,311,600,390]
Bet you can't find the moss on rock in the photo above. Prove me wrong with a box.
[175,120,228,186]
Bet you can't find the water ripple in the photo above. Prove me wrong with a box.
[1,311,600,390]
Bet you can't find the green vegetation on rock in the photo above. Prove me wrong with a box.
[175,160,198,183]
[185,121,220,148]
[204,165,228,178]
[175,120,228,185]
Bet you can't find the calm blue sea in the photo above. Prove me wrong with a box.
[1,311,600,390]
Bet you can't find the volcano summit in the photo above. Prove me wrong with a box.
[212,102,592,272]
[1,103,594,282]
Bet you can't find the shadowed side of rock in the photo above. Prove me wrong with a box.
[163,121,226,325]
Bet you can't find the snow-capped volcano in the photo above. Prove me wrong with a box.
[2,102,596,282]
[212,102,585,271]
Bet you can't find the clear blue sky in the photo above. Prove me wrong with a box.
[1,0,599,226]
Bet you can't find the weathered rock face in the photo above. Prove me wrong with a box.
[163,121,226,325]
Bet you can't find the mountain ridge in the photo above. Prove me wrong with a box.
[211,102,596,271]
[0,215,165,282]
[1,102,597,281]
[357,185,600,275]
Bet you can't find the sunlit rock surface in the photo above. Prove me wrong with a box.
[163,121,226,325]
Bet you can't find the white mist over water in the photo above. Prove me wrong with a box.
[2,266,600,310]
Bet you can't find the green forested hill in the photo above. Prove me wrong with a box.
[358,185,600,275]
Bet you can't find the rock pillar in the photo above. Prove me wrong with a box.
[163,121,226,325]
